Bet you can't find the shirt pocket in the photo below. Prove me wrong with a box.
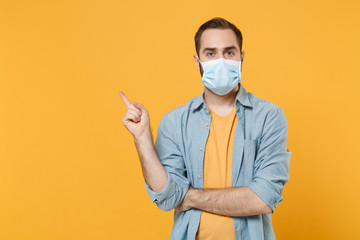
[240,139,259,185]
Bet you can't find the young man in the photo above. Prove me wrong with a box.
[120,17,291,240]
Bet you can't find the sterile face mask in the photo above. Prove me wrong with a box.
[199,57,241,95]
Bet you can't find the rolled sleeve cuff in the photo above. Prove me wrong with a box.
[248,180,283,213]
[144,170,176,204]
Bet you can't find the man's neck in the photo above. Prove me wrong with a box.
[203,84,240,116]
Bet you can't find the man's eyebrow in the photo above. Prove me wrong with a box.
[202,46,239,53]
[224,46,238,51]
[203,47,216,53]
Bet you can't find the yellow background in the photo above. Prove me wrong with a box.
[1,0,359,239]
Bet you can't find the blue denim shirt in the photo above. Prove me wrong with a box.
[144,84,292,240]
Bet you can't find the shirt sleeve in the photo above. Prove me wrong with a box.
[247,107,292,214]
[144,113,190,211]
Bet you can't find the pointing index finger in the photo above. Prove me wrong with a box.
[119,91,131,107]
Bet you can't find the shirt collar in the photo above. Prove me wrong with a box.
[190,83,253,111]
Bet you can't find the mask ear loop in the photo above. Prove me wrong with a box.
[198,58,205,70]
[238,60,242,82]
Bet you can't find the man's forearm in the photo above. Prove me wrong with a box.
[134,129,167,193]
[186,187,272,216]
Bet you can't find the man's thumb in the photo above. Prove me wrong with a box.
[133,101,146,112]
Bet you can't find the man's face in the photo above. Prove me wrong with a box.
[194,28,244,76]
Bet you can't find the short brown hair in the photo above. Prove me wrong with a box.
[194,17,243,57]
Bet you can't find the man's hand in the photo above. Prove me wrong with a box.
[119,91,150,139]
[175,186,195,212]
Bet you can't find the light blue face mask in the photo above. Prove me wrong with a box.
[199,57,241,95]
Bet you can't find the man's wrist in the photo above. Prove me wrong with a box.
[187,187,200,209]
[134,128,152,144]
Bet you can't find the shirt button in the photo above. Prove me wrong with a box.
[205,123,209,127]
[198,174,202,179]
[192,225,196,230]
[200,147,203,151]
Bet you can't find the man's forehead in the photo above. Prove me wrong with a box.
[200,29,239,51]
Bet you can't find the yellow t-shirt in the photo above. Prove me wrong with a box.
[196,106,238,240]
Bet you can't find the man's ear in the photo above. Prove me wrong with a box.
[193,54,200,69]
[240,51,245,72]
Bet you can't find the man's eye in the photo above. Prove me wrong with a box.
[207,52,214,56]
[226,51,234,55]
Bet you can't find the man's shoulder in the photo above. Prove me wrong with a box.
[248,91,287,127]
[158,94,201,130]
[249,91,283,114]
[162,95,200,120]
